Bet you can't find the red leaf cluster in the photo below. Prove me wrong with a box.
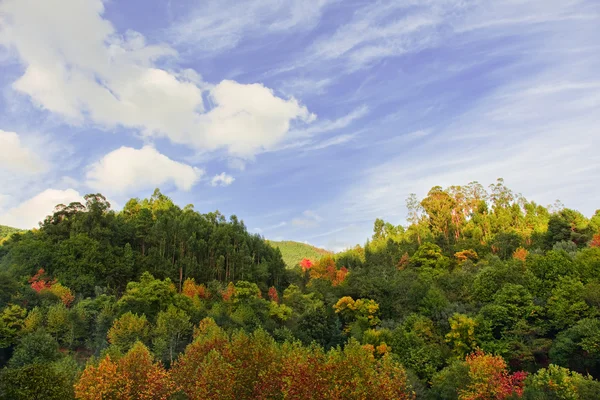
[28,268,74,306]
[28,268,55,293]
[460,350,527,400]
[590,233,600,248]
[268,286,279,303]
[300,258,313,271]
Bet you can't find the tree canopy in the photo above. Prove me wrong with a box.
[1,181,600,399]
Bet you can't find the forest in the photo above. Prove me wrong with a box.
[1,180,600,399]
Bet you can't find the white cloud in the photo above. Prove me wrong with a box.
[0,130,45,174]
[86,146,203,194]
[0,188,83,229]
[291,210,323,227]
[171,0,334,52]
[193,80,315,158]
[0,0,313,159]
[210,172,235,187]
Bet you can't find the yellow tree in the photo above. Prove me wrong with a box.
[446,313,477,358]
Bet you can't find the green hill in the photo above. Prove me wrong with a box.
[267,240,332,268]
[0,224,22,241]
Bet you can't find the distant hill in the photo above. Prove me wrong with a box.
[0,225,22,242]
[267,240,332,269]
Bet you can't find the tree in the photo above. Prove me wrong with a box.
[446,314,477,358]
[523,364,600,400]
[410,242,449,269]
[107,312,151,353]
[492,232,523,260]
[334,296,381,336]
[8,330,61,368]
[75,342,175,400]
[0,363,74,400]
[430,360,472,400]
[153,305,192,364]
[459,350,527,400]
[590,233,600,248]
[117,272,177,321]
[391,314,449,381]
[407,193,426,245]
[550,318,600,376]
[0,305,26,348]
[421,186,456,244]
[546,277,589,331]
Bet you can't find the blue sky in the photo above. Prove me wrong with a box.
[0,0,599,251]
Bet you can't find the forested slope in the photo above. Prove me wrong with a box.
[0,225,21,243]
[267,240,331,268]
[1,180,600,399]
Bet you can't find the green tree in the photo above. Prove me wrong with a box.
[523,364,600,400]
[0,305,26,348]
[8,330,62,368]
[0,363,74,400]
[153,305,192,364]
[107,312,151,353]
[546,277,590,331]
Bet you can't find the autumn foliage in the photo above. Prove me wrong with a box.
[268,286,279,303]
[591,232,600,248]
[170,317,414,400]
[221,282,236,302]
[309,255,348,286]
[29,268,54,292]
[182,278,209,299]
[455,249,479,263]
[512,247,529,262]
[75,342,175,400]
[459,350,527,400]
[29,268,75,306]
[300,257,313,271]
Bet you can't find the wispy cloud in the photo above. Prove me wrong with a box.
[280,0,600,82]
[305,133,358,151]
[293,105,369,137]
[330,76,600,227]
[169,0,335,52]
[293,0,600,248]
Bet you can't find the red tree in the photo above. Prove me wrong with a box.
[29,268,54,292]
[300,258,313,271]
[268,286,279,303]
[590,233,600,248]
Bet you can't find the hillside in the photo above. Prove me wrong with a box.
[0,224,22,240]
[267,240,332,268]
